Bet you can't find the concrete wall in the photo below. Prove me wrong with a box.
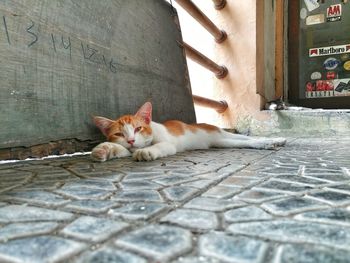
[175,0,275,131]
[0,0,195,150]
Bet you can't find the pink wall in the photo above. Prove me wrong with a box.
[175,0,270,129]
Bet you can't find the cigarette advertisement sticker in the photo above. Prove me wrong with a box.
[326,4,342,22]
[309,44,350,57]
[305,78,350,98]
[323,57,341,70]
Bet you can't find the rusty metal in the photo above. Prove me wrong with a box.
[212,0,226,10]
[174,0,227,43]
[192,95,228,113]
[181,42,228,79]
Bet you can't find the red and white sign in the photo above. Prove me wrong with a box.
[326,71,337,80]
[309,44,350,57]
[327,4,342,22]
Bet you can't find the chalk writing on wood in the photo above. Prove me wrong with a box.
[26,20,38,47]
[2,16,10,44]
[1,14,117,74]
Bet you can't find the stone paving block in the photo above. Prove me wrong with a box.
[261,197,327,216]
[123,171,164,181]
[56,187,112,200]
[0,235,86,263]
[274,174,328,186]
[109,202,169,220]
[112,189,163,202]
[295,208,350,226]
[0,183,22,194]
[174,256,223,263]
[161,208,218,231]
[305,168,344,174]
[199,232,267,263]
[307,190,350,205]
[1,190,69,207]
[255,179,313,194]
[232,170,263,178]
[36,172,78,182]
[195,172,227,180]
[235,188,287,203]
[228,219,350,250]
[326,183,350,194]
[181,179,213,189]
[184,197,246,212]
[116,224,192,261]
[0,170,33,183]
[153,175,197,186]
[19,181,63,190]
[61,216,128,242]
[171,170,200,176]
[77,247,148,263]
[64,200,119,214]
[83,172,125,182]
[0,222,59,242]
[276,244,350,263]
[215,164,246,175]
[202,185,241,199]
[120,180,161,190]
[0,205,73,223]
[258,166,299,175]
[220,176,260,188]
[62,179,116,190]
[224,206,273,223]
[162,186,199,202]
[304,173,350,183]
[0,169,30,175]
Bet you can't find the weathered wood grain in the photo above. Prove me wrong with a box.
[0,0,195,150]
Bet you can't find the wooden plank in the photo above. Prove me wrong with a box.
[0,0,196,150]
[256,0,264,97]
[275,0,284,98]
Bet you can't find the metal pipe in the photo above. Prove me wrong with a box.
[212,0,226,10]
[182,42,228,79]
[193,95,228,113]
[174,0,227,43]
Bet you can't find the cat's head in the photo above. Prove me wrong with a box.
[93,102,153,149]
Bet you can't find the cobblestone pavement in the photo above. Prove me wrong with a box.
[0,138,350,262]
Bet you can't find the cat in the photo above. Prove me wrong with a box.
[91,102,286,162]
[265,97,287,110]
[265,97,311,111]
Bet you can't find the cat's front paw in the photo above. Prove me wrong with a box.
[264,138,287,149]
[133,148,160,161]
[274,138,287,146]
[91,147,108,162]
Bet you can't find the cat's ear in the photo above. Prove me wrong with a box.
[93,116,113,136]
[135,102,152,124]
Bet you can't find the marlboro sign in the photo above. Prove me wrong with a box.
[309,44,350,57]
[327,4,342,22]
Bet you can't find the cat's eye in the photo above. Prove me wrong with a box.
[134,127,142,133]
[114,132,124,137]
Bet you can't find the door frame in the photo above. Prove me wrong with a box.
[256,0,286,106]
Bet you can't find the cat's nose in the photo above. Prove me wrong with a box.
[127,139,135,145]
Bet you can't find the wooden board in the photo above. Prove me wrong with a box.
[0,0,195,150]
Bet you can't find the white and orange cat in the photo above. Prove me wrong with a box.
[91,102,286,162]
